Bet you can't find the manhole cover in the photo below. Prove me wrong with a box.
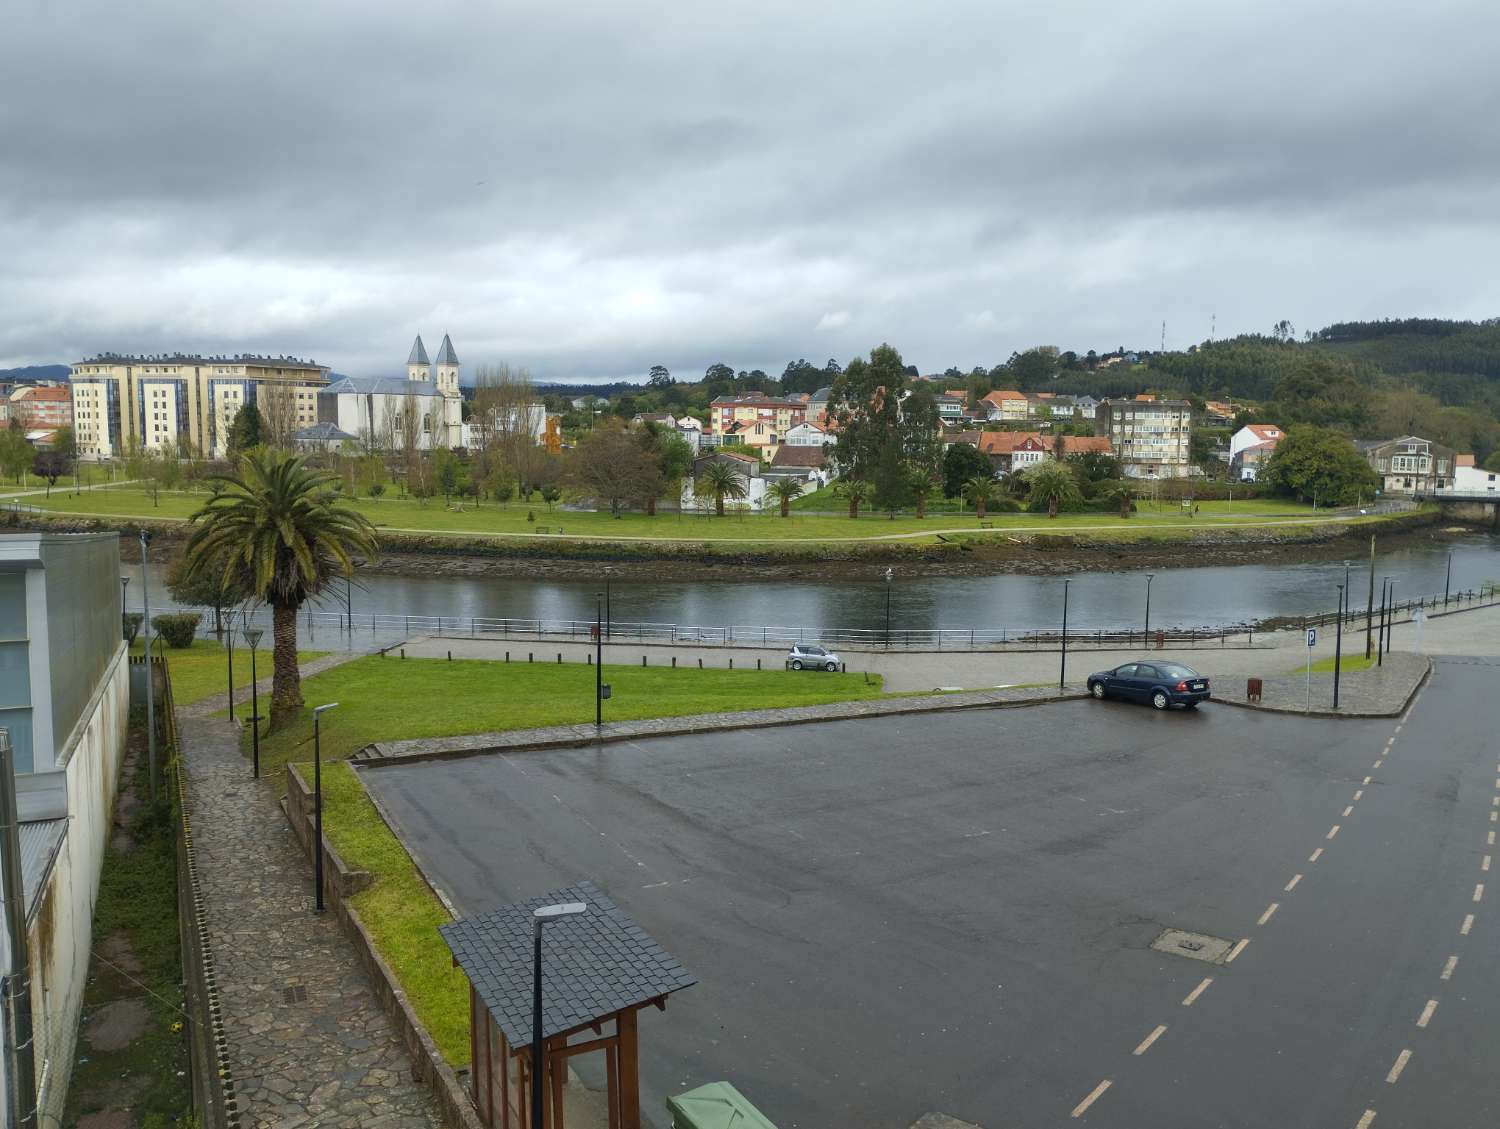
[1151,928,1234,963]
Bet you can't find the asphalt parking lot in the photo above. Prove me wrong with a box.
[363,658,1500,1128]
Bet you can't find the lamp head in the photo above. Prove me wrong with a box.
[884,567,893,582]
[313,702,339,717]
[242,625,264,648]
[534,902,587,923]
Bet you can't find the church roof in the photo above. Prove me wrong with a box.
[435,334,459,366]
[408,335,430,366]
[325,375,442,397]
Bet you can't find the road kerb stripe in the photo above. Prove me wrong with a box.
[1417,999,1437,1028]
[1285,874,1303,892]
[1226,938,1250,963]
[1132,1024,1167,1056]
[1441,954,1458,980]
[1182,977,1213,1006]
[1258,903,1279,926]
[1071,1079,1111,1118]
[1386,1048,1412,1084]
[1356,1111,1377,1129]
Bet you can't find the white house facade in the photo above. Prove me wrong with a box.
[318,335,464,450]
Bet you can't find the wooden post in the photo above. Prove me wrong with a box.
[549,1036,567,1129]
[605,1040,621,1129]
[618,1009,641,1129]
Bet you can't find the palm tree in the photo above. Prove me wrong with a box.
[768,477,803,517]
[909,472,937,519]
[184,450,378,728]
[1024,459,1082,518]
[837,478,870,519]
[695,460,748,516]
[963,474,996,519]
[1102,480,1134,518]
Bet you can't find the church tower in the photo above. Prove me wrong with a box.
[434,334,460,396]
[407,335,431,382]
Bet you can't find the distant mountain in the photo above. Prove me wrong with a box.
[0,364,70,383]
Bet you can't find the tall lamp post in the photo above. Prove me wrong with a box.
[1059,578,1071,691]
[312,702,339,913]
[531,902,588,1129]
[1444,550,1452,608]
[1377,577,1390,665]
[120,576,130,639]
[595,592,604,728]
[225,628,235,721]
[140,530,157,799]
[1386,580,1397,655]
[243,625,264,777]
[1333,583,1345,710]
[1365,535,1376,660]
[346,575,354,634]
[883,567,893,648]
[1143,573,1155,647]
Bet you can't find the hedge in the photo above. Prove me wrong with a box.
[151,612,201,649]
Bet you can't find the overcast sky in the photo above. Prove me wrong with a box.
[3,0,1498,383]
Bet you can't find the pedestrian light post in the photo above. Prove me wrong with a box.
[1059,578,1071,691]
[1444,550,1452,608]
[120,576,130,636]
[1143,573,1155,647]
[1377,577,1390,666]
[594,593,604,728]
[1333,584,1345,710]
[883,567,893,648]
[242,625,264,777]
[140,530,157,799]
[530,901,588,1129]
[312,702,339,914]
[224,628,235,721]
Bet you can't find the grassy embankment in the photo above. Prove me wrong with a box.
[132,637,327,707]
[1289,653,1377,675]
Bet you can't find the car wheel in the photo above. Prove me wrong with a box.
[1152,689,1170,710]
[1091,682,1106,699]
[825,661,838,672]
[790,659,802,670]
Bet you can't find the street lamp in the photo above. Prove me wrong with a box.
[1143,573,1155,647]
[595,593,604,728]
[883,567,893,648]
[1444,550,1452,608]
[120,576,130,638]
[1377,577,1390,666]
[1333,583,1344,710]
[225,628,235,722]
[346,575,354,633]
[242,625,265,777]
[312,702,339,914]
[1059,578,1071,691]
[531,901,588,1129]
[140,531,157,799]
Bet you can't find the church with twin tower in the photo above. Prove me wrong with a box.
[403,332,464,447]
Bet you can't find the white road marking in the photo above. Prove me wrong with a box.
[1363,776,1372,785]
[1484,855,1492,872]
[1489,831,1496,846]
[1475,883,1485,903]
[1355,1110,1377,1129]
[1328,825,1341,840]
[1182,977,1213,1006]
[1285,874,1303,892]
[1310,848,1325,863]
[1258,903,1280,925]
[1441,954,1458,980]
[1353,790,1364,801]
[1461,914,1475,935]
[1395,724,1403,734]
[1343,806,1354,817]
[1386,1048,1412,1084]
[1417,999,1438,1028]
[1373,760,1384,770]
[1226,938,1251,963]
[1071,1079,1111,1118]
[1132,1024,1167,1055]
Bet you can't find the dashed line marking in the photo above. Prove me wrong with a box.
[1310,847,1325,863]
[1475,883,1485,903]
[1226,938,1251,963]
[1328,825,1341,840]
[1132,1024,1167,1056]
[1441,954,1458,980]
[1461,914,1475,935]
[1258,903,1280,925]
[1353,790,1364,801]
[1416,999,1438,1028]
[1373,760,1384,770]
[1492,796,1498,807]
[1356,1111,1377,1129]
[1071,1079,1111,1118]
[1386,1048,1412,1084]
[1491,812,1498,824]
[1484,855,1492,872]
[1343,806,1354,817]
[1363,776,1372,785]
[1182,977,1213,1006]
[1489,831,1495,846]
[1395,724,1403,734]
[1285,874,1303,892]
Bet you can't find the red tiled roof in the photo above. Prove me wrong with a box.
[1457,453,1476,467]
[770,446,829,468]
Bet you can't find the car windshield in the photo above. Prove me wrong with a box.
[1157,664,1199,679]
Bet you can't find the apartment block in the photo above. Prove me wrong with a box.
[1095,398,1193,478]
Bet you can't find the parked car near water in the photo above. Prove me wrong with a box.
[788,643,841,671]
[1088,661,1211,710]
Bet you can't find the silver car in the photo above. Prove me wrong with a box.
[788,643,841,671]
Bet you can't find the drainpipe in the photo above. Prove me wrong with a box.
[0,729,38,1129]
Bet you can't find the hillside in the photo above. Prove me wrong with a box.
[0,364,70,383]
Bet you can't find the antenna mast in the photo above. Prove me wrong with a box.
[1160,321,1166,352]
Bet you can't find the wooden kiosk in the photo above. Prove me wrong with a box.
[441,880,696,1129]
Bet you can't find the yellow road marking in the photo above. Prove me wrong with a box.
[1132,1024,1168,1056]
[1258,903,1280,925]
[1328,825,1341,840]
[1343,806,1354,817]
[1285,874,1303,892]
[1310,848,1325,862]
[1461,914,1474,935]
[1441,954,1458,980]
[1071,1079,1111,1118]
[1226,938,1251,963]
[1356,1110,1377,1129]
[1386,1048,1412,1084]
[1182,977,1213,1006]
[1417,999,1438,1028]
[1475,883,1485,903]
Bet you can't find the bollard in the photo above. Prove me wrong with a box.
[401,648,405,659]
[447,650,452,661]
[757,658,761,670]
[729,658,733,669]
[698,658,703,669]
[557,653,562,663]
[672,656,676,668]
[505,651,510,662]
[528,652,533,663]
[841,662,847,673]
[641,655,646,667]
[588,653,592,665]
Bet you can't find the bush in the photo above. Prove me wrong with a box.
[123,612,144,645]
[151,612,201,649]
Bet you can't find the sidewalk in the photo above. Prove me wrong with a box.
[177,691,443,1128]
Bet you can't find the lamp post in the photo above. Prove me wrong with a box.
[312,702,338,914]
[605,573,612,640]
[1377,577,1390,666]
[531,901,588,1129]
[140,530,157,800]
[243,625,264,777]
[225,628,235,721]
[1333,583,1344,710]
[883,567,893,648]
[1444,550,1452,608]
[1365,534,1376,660]
[120,576,130,640]
[595,592,604,728]
[1386,580,1397,654]
[1143,573,1155,647]
[1059,578,1070,691]
[346,575,354,633]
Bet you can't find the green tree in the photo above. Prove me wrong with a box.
[165,545,251,637]
[1099,480,1135,518]
[1024,459,1083,517]
[908,470,937,519]
[962,474,996,518]
[0,423,31,484]
[227,402,263,455]
[184,451,378,727]
[836,478,870,519]
[768,477,803,517]
[432,448,460,503]
[1485,451,1500,473]
[564,420,662,516]
[1260,425,1380,506]
[1066,450,1122,492]
[871,441,911,517]
[31,443,71,495]
[647,365,673,388]
[942,442,990,498]
[694,460,749,516]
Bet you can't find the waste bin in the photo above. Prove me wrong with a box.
[1247,677,1263,703]
[1154,629,1165,650]
[668,1082,778,1129]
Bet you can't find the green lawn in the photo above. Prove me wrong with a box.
[253,655,885,777]
[134,637,327,707]
[1289,652,1377,675]
[294,761,469,1065]
[28,483,1365,545]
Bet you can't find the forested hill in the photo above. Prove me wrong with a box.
[0,364,70,383]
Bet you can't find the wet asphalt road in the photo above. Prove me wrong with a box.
[362,657,1500,1128]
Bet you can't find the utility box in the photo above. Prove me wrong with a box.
[600,683,612,700]
[668,1082,778,1129]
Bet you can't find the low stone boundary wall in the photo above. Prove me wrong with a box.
[283,766,483,1129]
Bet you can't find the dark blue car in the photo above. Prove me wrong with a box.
[1088,661,1211,710]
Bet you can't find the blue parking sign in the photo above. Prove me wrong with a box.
[1307,628,1317,648]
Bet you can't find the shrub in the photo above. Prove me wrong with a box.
[151,612,201,648]
[122,612,144,645]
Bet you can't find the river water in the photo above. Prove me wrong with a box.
[124,533,1500,640]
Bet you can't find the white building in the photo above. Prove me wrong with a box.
[318,335,464,450]
[1446,455,1497,493]
[781,422,828,447]
[0,533,130,1126]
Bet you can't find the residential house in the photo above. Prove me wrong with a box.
[632,412,678,429]
[807,386,833,426]
[3,386,73,446]
[291,421,359,452]
[1229,424,1283,482]
[1444,454,1497,493]
[981,390,1029,422]
[1096,398,1193,478]
[1357,436,1457,496]
[708,394,808,446]
[976,432,1049,475]
[936,393,967,423]
[765,444,835,492]
[1202,401,1238,426]
[781,421,828,447]
[0,533,131,1126]
[1072,395,1102,420]
[683,450,766,511]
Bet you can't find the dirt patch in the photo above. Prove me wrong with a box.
[76,1111,137,1129]
[98,931,144,976]
[84,998,149,1052]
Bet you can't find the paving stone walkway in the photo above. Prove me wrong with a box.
[178,675,443,1128]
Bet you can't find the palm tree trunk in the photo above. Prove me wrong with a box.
[269,600,304,728]
[848,499,857,519]
[977,497,986,520]
[716,494,725,517]
[780,496,789,518]
[916,494,926,519]
[1048,497,1058,518]
[646,496,657,516]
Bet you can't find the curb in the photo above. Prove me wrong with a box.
[1211,657,1432,719]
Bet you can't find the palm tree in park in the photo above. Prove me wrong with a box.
[963,474,997,519]
[695,460,749,516]
[768,477,803,518]
[184,450,377,728]
[908,472,937,519]
[1024,459,1082,518]
[836,478,870,519]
